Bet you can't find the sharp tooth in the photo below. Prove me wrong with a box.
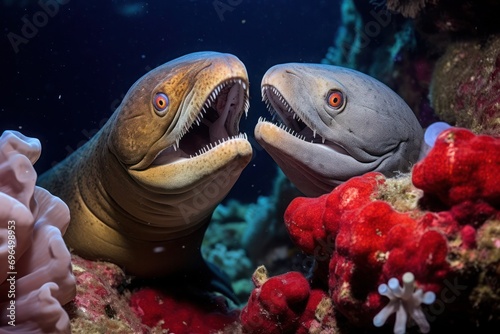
[322,137,326,144]
[313,129,316,138]
[242,82,247,90]
[244,102,249,117]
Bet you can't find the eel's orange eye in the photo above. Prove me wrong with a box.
[153,93,169,114]
[327,90,344,109]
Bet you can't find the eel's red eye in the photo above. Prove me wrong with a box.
[327,90,344,109]
[153,93,169,113]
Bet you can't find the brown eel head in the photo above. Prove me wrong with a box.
[106,51,252,226]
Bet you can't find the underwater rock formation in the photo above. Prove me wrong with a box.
[0,130,75,333]
[322,0,415,83]
[431,35,500,135]
[244,127,499,332]
[66,255,145,333]
[384,0,433,18]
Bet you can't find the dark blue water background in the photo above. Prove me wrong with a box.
[1,0,340,203]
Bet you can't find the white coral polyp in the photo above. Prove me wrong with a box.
[373,272,436,334]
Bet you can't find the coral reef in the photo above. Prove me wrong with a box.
[0,130,76,333]
[431,35,500,135]
[251,127,500,332]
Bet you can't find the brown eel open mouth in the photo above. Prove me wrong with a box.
[153,78,250,165]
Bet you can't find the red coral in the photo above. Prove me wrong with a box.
[240,269,335,334]
[240,271,310,334]
[130,287,239,334]
[284,172,453,327]
[284,195,328,255]
[412,127,500,208]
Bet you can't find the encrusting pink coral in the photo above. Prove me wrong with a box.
[0,130,76,333]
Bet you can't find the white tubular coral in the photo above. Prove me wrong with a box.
[0,130,76,333]
[373,272,436,334]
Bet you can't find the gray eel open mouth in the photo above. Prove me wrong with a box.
[261,84,350,155]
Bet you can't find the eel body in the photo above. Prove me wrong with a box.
[38,52,252,278]
[255,63,423,197]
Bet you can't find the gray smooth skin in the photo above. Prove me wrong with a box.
[255,63,423,197]
[38,52,252,279]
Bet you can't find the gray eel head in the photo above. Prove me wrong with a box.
[255,63,423,197]
[106,51,252,223]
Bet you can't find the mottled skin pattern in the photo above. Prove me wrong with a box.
[255,63,423,197]
[38,52,252,279]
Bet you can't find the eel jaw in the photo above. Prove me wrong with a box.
[260,84,349,154]
[131,77,252,191]
[152,77,250,165]
[256,85,377,197]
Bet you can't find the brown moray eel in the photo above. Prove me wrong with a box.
[38,52,252,282]
[255,63,423,197]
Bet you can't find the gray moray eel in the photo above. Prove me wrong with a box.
[255,63,423,197]
[38,52,252,281]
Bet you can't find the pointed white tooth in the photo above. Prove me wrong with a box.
[313,129,316,138]
[322,137,326,144]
